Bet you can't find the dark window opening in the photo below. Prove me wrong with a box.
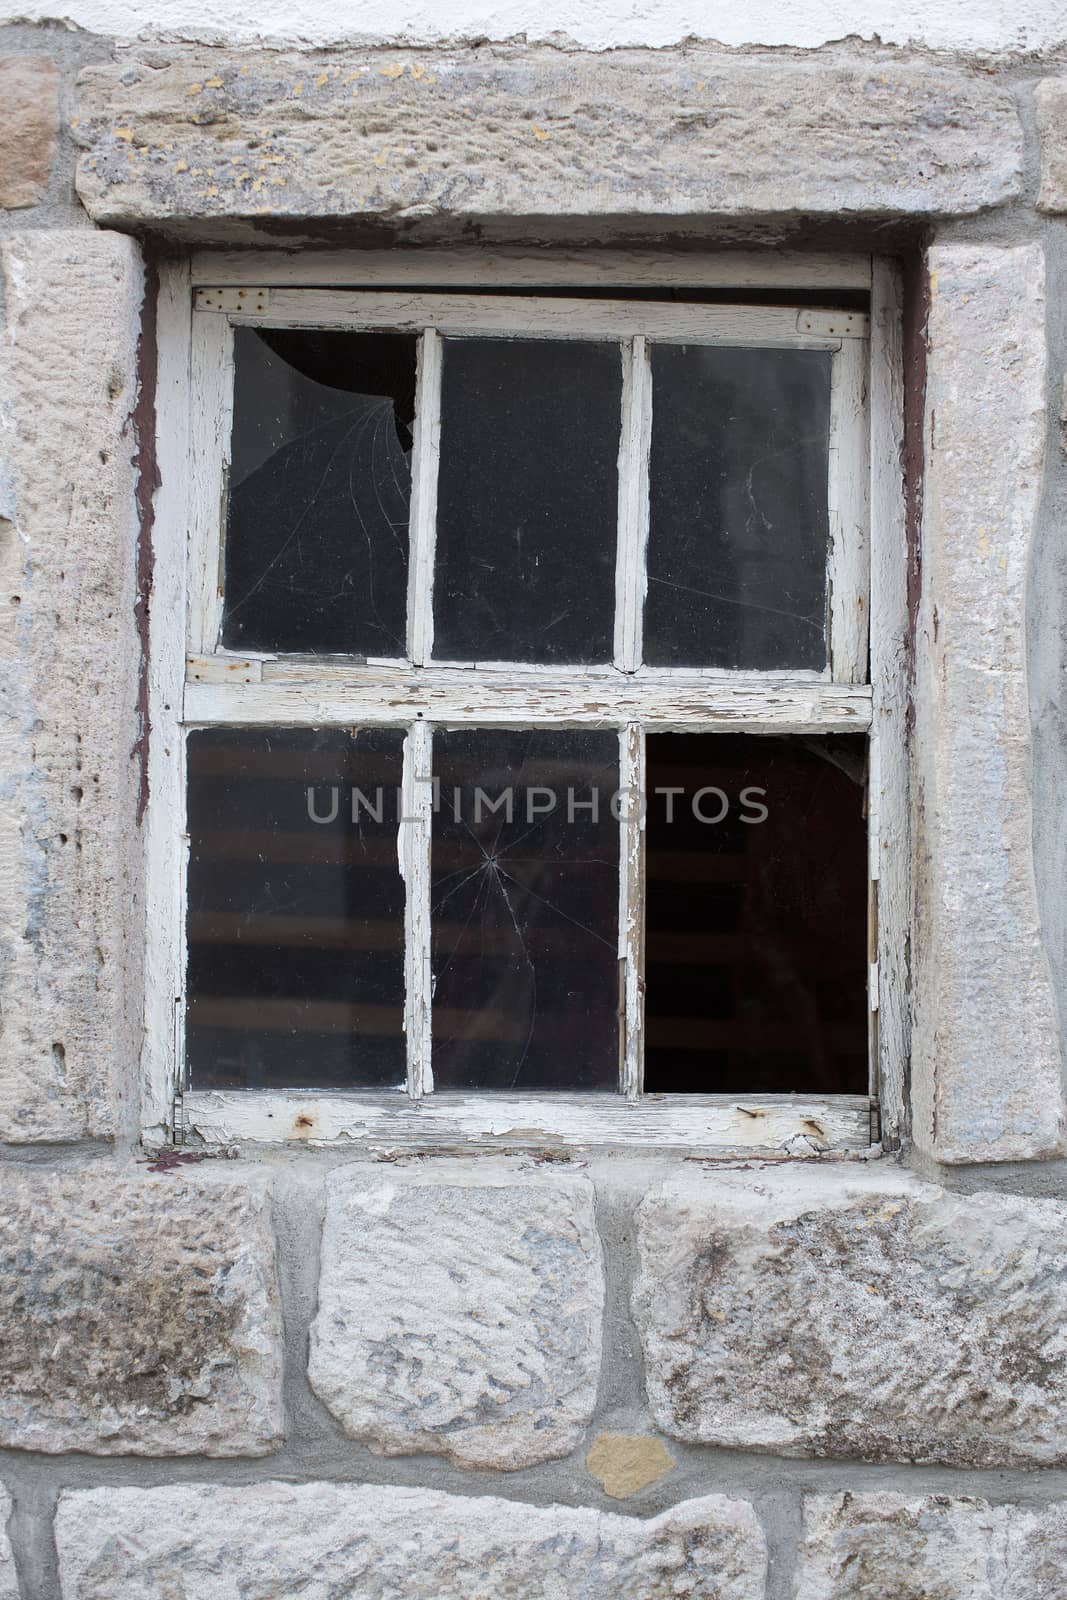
[185,726,406,1091]
[223,327,416,657]
[643,732,869,1096]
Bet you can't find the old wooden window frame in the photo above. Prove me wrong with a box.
[146,250,907,1155]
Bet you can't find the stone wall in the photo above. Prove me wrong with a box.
[2,20,1067,1600]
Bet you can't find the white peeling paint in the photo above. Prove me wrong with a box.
[3,0,1064,54]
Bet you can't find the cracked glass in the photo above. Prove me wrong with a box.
[432,337,622,664]
[222,327,415,657]
[185,726,406,1090]
[430,729,621,1090]
[644,344,832,671]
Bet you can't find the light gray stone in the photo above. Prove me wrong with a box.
[0,1162,283,1455]
[797,1493,1067,1599]
[912,244,1066,1163]
[633,1167,1067,1467]
[73,46,1022,234]
[309,1164,603,1468]
[0,56,59,208]
[0,1489,16,1600]
[1035,80,1067,212]
[0,230,145,1141]
[55,1481,767,1599]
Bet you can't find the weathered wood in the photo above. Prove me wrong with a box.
[193,289,860,348]
[828,333,871,684]
[185,673,872,732]
[407,329,441,666]
[191,248,874,292]
[182,1088,873,1152]
[401,722,433,1096]
[188,311,232,656]
[618,724,646,1100]
[614,338,651,673]
[868,260,910,1146]
[144,262,193,1142]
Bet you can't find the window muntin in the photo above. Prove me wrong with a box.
[179,285,875,1142]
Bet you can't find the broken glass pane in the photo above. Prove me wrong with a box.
[431,729,620,1089]
[645,345,832,670]
[433,338,621,664]
[643,732,868,1094]
[223,328,415,656]
[185,726,406,1090]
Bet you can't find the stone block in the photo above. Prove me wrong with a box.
[0,230,145,1141]
[912,243,1066,1162]
[586,1433,675,1499]
[309,1164,603,1468]
[797,1493,1067,1599]
[55,1481,767,1599]
[1036,80,1067,212]
[0,57,59,208]
[634,1167,1067,1466]
[0,1489,15,1600]
[73,46,1022,234]
[0,1162,283,1455]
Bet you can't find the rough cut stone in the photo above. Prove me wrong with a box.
[0,57,59,208]
[633,1167,1067,1467]
[0,230,145,1141]
[587,1433,675,1499]
[912,243,1066,1163]
[0,1162,283,1455]
[797,1493,1067,1599]
[55,1481,767,1599]
[0,1489,16,1600]
[309,1164,603,1468]
[73,46,1021,234]
[1035,80,1067,212]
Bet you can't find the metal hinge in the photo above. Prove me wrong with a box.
[195,287,271,314]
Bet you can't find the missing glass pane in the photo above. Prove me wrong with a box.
[185,727,406,1090]
[223,328,415,656]
[433,338,621,664]
[430,729,620,1089]
[645,345,832,670]
[643,732,868,1094]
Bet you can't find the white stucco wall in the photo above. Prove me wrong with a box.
[3,0,1065,53]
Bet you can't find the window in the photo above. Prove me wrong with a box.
[152,256,899,1153]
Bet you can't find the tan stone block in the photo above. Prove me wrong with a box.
[0,1163,283,1455]
[0,57,59,208]
[587,1433,675,1498]
[56,1482,767,1598]
[635,1167,1067,1467]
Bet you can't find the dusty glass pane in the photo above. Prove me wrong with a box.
[223,328,415,656]
[645,345,832,670]
[185,726,406,1090]
[431,729,620,1089]
[433,338,621,664]
[643,732,868,1095]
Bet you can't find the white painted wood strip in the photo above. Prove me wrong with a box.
[142,262,193,1143]
[401,721,433,1095]
[868,260,911,1149]
[182,1089,873,1151]
[827,333,871,684]
[188,310,234,656]
[191,249,873,292]
[185,675,873,732]
[618,724,646,1100]
[407,329,442,666]
[197,290,854,348]
[614,337,652,673]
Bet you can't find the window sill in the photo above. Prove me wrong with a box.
[178,1088,877,1155]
